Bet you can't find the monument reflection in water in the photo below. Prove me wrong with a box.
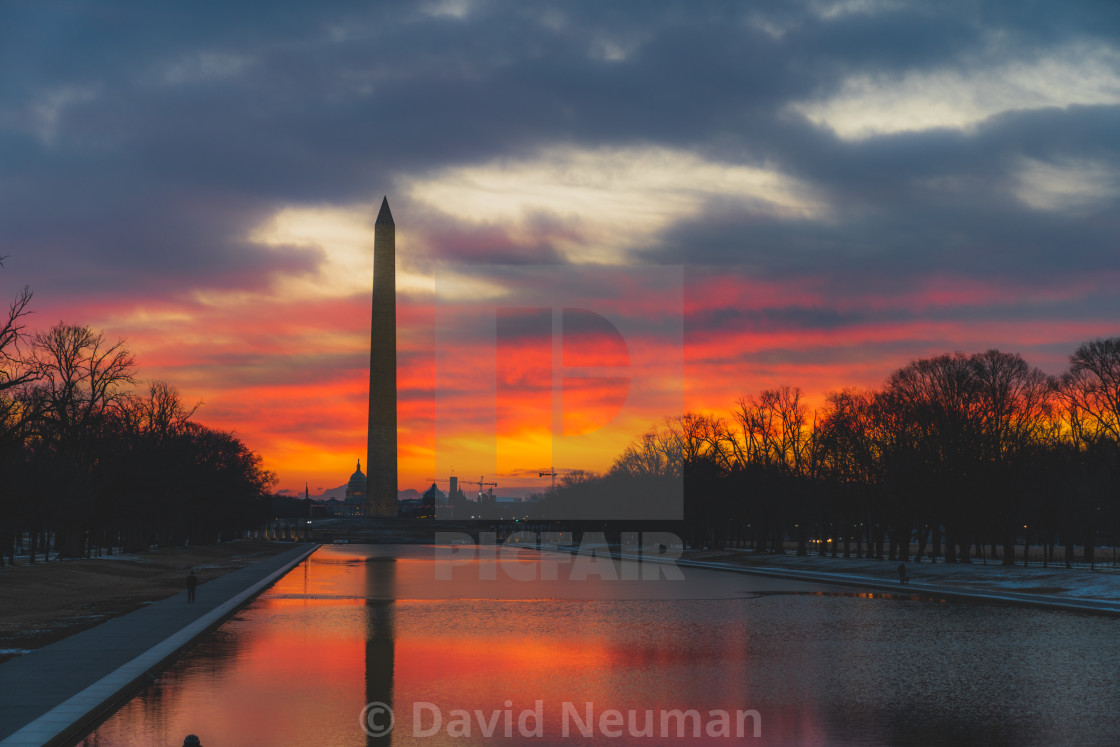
[364,556,395,747]
[80,544,1120,746]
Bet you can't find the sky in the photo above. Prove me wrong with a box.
[2,0,1118,496]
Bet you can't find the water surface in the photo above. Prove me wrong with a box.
[79,544,1120,746]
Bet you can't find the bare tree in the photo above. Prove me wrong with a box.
[970,350,1053,460]
[0,257,35,393]
[883,353,980,561]
[966,350,1054,564]
[1060,337,1120,444]
[664,412,735,472]
[21,324,136,557]
[1057,338,1120,568]
[0,259,36,566]
[126,380,201,443]
[818,390,880,486]
[610,424,683,479]
[734,386,811,475]
[28,323,136,447]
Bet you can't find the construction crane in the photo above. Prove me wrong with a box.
[539,468,561,491]
[466,476,497,499]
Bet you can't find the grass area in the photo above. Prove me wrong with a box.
[0,540,296,663]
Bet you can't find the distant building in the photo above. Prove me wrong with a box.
[400,483,453,519]
[342,460,367,516]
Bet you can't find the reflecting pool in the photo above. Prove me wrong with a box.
[78,544,1120,746]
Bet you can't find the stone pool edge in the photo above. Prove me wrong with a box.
[614,551,1120,616]
[1,543,320,747]
[541,544,1120,617]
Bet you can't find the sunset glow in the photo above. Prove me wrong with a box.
[3,2,1118,496]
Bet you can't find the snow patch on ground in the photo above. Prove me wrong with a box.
[715,550,1120,601]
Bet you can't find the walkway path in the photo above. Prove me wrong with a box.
[0,543,318,747]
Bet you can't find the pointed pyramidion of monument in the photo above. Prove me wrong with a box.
[367,195,398,517]
[375,195,394,226]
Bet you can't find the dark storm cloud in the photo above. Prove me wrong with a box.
[1,0,1118,308]
[410,209,571,266]
[650,98,1120,293]
[7,0,1118,492]
[687,282,1120,338]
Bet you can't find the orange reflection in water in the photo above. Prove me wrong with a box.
[82,545,834,746]
[80,597,369,746]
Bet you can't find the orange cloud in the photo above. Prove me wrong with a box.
[25,266,1119,496]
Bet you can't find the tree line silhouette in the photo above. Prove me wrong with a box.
[538,343,1120,566]
[0,262,275,563]
[5,258,1118,566]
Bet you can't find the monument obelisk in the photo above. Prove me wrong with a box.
[366,196,397,517]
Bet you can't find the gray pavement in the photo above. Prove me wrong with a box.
[0,543,318,747]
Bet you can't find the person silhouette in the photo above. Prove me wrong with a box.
[183,735,203,746]
[186,570,198,602]
[897,562,909,584]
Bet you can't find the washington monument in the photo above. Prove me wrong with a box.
[366,196,397,517]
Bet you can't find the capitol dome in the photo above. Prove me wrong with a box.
[347,460,367,494]
[343,460,367,516]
